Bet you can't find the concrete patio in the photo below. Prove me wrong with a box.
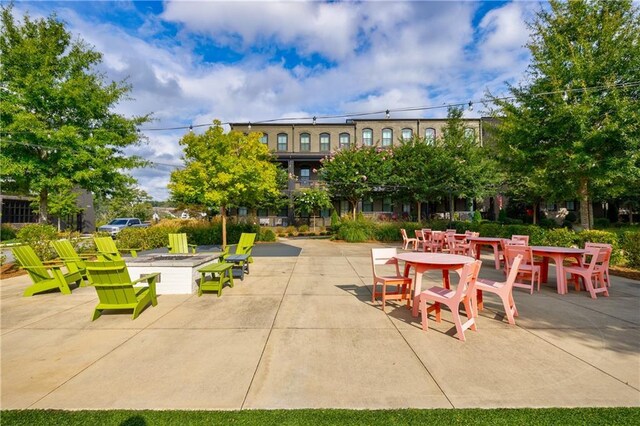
[1,239,639,410]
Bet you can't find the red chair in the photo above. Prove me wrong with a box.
[476,255,523,325]
[400,228,418,251]
[511,235,530,245]
[504,244,540,294]
[417,260,482,342]
[585,242,612,287]
[371,248,413,311]
[424,230,444,253]
[565,247,610,299]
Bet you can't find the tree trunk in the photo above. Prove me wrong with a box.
[588,202,594,229]
[39,188,48,224]
[449,195,455,224]
[57,217,61,232]
[533,201,538,225]
[417,201,422,222]
[352,201,357,220]
[578,178,591,230]
[221,205,227,249]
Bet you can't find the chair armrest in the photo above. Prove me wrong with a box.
[18,263,64,270]
[120,248,139,258]
[188,244,198,253]
[131,272,160,286]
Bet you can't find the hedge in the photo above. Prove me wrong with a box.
[332,219,639,267]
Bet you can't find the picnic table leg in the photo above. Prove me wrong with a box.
[492,242,500,269]
[540,257,550,284]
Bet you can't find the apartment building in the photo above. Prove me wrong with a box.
[230,118,488,225]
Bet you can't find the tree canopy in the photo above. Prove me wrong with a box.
[0,5,150,223]
[490,0,640,228]
[169,121,280,246]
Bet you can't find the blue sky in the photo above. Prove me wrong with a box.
[13,1,540,200]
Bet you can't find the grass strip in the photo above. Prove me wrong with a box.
[2,408,639,426]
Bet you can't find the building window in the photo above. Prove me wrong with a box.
[259,134,268,145]
[320,208,331,218]
[546,202,556,211]
[425,128,436,144]
[300,133,310,152]
[277,133,288,151]
[382,197,393,212]
[320,133,330,151]
[362,198,373,213]
[300,168,310,186]
[464,127,476,140]
[238,207,248,216]
[362,128,373,146]
[257,208,268,217]
[340,200,350,215]
[566,200,575,211]
[382,128,393,147]
[401,128,413,141]
[339,133,350,149]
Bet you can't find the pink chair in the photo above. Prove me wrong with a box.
[424,231,444,253]
[371,248,413,311]
[400,229,418,251]
[414,230,426,252]
[504,244,540,294]
[585,242,612,287]
[565,247,610,299]
[447,234,470,256]
[417,260,482,342]
[476,255,523,325]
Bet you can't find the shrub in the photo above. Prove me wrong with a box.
[478,222,502,238]
[330,210,341,228]
[1,224,17,241]
[539,218,558,229]
[285,226,297,235]
[335,218,376,242]
[260,229,276,242]
[116,227,150,250]
[542,228,578,247]
[593,218,611,229]
[374,223,403,242]
[472,211,482,223]
[298,224,309,232]
[17,224,58,260]
[622,231,640,268]
[497,209,507,223]
[565,211,578,223]
[577,230,621,265]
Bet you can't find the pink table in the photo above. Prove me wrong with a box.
[394,253,476,316]
[467,237,504,269]
[530,246,585,294]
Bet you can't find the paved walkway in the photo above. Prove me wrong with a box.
[1,239,639,409]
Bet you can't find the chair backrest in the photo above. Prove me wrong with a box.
[168,233,190,254]
[452,260,482,300]
[446,234,457,250]
[505,244,533,268]
[511,235,530,245]
[94,237,122,261]
[12,245,49,283]
[431,231,444,244]
[585,242,612,265]
[236,233,256,255]
[414,230,425,241]
[51,239,79,259]
[465,231,479,238]
[580,247,603,272]
[371,248,401,278]
[503,255,524,292]
[400,228,408,240]
[85,260,138,304]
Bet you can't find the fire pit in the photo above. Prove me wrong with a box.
[125,253,223,294]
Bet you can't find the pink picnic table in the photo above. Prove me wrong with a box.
[467,236,504,269]
[394,252,476,316]
[530,246,585,295]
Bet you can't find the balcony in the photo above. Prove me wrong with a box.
[293,180,326,190]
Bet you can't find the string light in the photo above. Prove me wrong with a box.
[1,80,638,135]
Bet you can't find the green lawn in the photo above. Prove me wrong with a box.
[2,408,639,425]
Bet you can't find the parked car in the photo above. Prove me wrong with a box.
[98,218,149,237]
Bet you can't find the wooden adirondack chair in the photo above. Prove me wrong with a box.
[167,233,197,254]
[94,236,139,260]
[12,245,83,296]
[85,260,159,320]
[51,239,94,286]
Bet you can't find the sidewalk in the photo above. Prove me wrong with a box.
[1,239,638,409]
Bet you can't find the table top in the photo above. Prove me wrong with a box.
[395,252,476,266]
[530,246,586,254]
[466,236,504,243]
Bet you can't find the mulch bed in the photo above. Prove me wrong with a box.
[0,263,25,279]
[609,266,640,281]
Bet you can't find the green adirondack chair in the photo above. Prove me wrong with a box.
[51,239,94,286]
[225,233,256,263]
[85,260,159,321]
[12,245,83,296]
[167,233,197,254]
[94,236,139,261]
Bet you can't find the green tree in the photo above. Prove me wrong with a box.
[390,136,443,221]
[47,185,81,231]
[0,5,149,223]
[169,121,280,247]
[438,107,501,222]
[320,146,392,219]
[293,187,332,231]
[490,0,640,229]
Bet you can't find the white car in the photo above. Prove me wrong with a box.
[98,218,149,236]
